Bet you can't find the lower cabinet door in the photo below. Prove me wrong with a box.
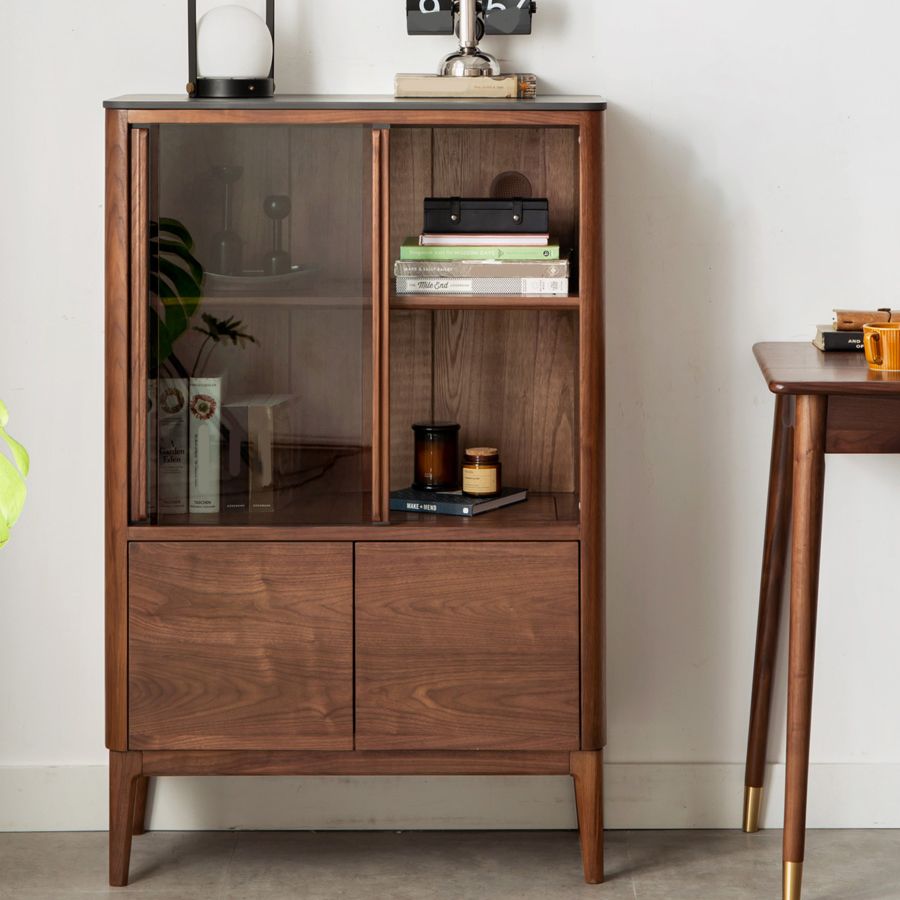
[355,542,580,751]
[129,542,353,750]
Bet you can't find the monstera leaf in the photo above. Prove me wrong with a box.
[0,400,29,548]
[150,218,204,377]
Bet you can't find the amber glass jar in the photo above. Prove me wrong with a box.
[412,422,460,491]
[462,447,502,497]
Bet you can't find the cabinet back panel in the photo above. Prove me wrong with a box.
[129,542,353,750]
[390,310,578,493]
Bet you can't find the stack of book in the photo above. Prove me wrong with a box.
[813,309,899,351]
[395,198,569,297]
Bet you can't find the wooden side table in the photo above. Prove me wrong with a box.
[743,342,900,900]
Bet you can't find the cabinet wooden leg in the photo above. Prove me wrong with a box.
[109,751,143,887]
[132,776,150,836]
[570,750,604,884]
[783,394,826,900]
[744,395,795,832]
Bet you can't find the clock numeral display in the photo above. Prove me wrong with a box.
[406,0,454,35]
[484,0,534,35]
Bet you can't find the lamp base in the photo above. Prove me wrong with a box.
[188,77,275,99]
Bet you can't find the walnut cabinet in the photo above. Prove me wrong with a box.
[103,95,606,886]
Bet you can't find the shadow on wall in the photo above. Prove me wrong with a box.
[604,105,747,776]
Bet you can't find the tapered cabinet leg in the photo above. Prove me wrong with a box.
[132,776,150,836]
[570,750,604,884]
[109,751,143,887]
[744,395,795,832]
[783,394,826,900]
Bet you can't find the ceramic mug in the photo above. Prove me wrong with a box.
[863,322,900,372]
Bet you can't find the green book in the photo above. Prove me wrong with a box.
[400,237,560,261]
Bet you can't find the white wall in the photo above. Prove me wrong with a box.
[2,0,900,830]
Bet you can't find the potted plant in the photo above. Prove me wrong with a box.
[0,400,29,548]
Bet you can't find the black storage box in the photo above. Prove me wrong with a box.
[424,197,549,234]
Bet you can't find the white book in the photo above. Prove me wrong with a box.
[395,276,569,296]
[157,378,188,515]
[189,377,222,514]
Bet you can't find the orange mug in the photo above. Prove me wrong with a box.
[863,322,900,372]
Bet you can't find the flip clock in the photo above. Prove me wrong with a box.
[406,0,537,77]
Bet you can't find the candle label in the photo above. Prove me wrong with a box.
[463,467,497,494]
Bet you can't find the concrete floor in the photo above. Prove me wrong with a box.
[0,830,898,899]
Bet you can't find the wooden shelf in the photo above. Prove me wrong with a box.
[129,493,579,542]
[391,291,579,311]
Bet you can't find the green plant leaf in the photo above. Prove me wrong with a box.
[157,217,195,250]
[156,240,204,284]
[0,399,8,428]
[0,517,9,548]
[0,453,27,529]
[0,425,29,477]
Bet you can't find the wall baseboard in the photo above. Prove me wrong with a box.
[2,763,899,832]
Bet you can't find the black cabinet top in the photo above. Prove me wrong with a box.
[103,93,607,111]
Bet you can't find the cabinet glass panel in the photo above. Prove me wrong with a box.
[142,125,372,525]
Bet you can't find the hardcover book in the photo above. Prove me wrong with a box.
[400,237,561,261]
[157,378,188,515]
[420,232,549,247]
[390,486,527,517]
[396,275,569,296]
[189,377,222,514]
[394,258,569,279]
[813,325,864,352]
[395,73,537,99]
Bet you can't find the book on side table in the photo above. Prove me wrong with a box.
[390,486,527,517]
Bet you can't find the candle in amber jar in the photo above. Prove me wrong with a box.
[412,422,460,492]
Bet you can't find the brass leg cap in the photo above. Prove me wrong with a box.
[742,786,762,833]
[783,861,803,900]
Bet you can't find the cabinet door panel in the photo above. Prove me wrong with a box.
[129,542,352,750]
[356,542,580,750]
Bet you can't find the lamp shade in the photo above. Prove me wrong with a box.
[197,5,274,79]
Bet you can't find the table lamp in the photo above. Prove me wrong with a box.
[187,0,275,99]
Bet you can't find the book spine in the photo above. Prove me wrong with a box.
[823,331,864,351]
[394,259,569,279]
[395,276,569,296]
[389,498,473,517]
[157,378,188,515]
[395,74,532,99]
[400,243,561,261]
[189,377,222,514]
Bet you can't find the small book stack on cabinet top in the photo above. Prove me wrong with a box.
[395,196,569,296]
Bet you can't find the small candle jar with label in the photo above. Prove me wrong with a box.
[462,447,502,497]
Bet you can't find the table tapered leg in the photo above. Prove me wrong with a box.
[570,750,604,884]
[132,776,150,835]
[109,751,143,887]
[744,395,795,832]
[783,394,826,900]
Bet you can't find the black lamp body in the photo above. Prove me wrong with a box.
[187,0,276,100]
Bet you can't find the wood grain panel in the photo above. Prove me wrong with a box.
[142,749,570,776]
[825,395,900,453]
[578,110,606,749]
[389,310,434,489]
[356,542,580,751]
[388,128,433,278]
[432,310,578,493]
[128,109,586,127]
[431,127,578,259]
[755,341,900,397]
[105,109,130,750]
[129,128,149,523]
[129,542,353,750]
